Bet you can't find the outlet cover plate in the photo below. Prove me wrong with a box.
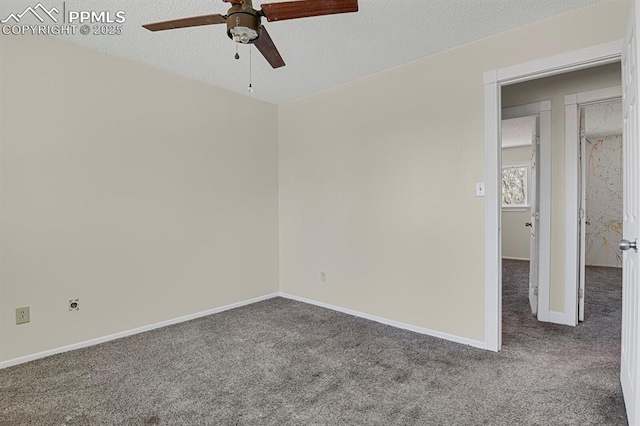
[69,299,79,311]
[16,306,30,325]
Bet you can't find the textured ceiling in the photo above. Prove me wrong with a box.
[1,0,607,104]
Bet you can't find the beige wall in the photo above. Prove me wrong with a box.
[502,63,622,312]
[279,0,630,342]
[0,37,279,362]
[502,146,532,260]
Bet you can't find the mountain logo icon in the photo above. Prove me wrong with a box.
[1,3,59,24]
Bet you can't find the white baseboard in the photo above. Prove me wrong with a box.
[548,310,573,326]
[502,256,530,261]
[279,292,488,350]
[0,293,280,370]
[2,291,491,369]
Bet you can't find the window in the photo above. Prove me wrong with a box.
[502,164,529,209]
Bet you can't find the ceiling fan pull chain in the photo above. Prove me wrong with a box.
[235,43,239,60]
[248,44,254,93]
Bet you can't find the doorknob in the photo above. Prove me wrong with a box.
[525,222,532,227]
[619,239,639,252]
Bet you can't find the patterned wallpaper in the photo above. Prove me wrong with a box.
[585,134,623,267]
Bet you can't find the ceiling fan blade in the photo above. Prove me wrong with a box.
[253,26,285,68]
[142,14,226,32]
[261,0,358,22]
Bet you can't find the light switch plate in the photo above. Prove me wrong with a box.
[475,182,486,197]
[16,306,30,325]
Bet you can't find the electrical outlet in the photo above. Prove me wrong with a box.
[69,299,79,311]
[16,307,30,325]
[320,271,327,284]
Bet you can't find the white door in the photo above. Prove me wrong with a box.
[579,109,587,322]
[620,2,640,424]
[529,122,540,315]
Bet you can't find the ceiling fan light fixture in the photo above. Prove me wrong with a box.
[226,7,261,44]
[229,26,258,44]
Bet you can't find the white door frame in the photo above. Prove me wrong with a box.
[502,102,552,323]
[484,40,622,352]
[564,86,623,326]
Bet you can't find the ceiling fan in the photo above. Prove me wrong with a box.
[142,0,359,69]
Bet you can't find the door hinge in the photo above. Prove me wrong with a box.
[530,285,538,296]
[579,128,586,139]
[579,208,585,220]
[579,288,584,299]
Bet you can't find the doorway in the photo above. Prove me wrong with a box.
[565,88,623,324]
[500,103,551,322]
[483,41,622,352]
[580,97,624,323]
[498,64,621,332]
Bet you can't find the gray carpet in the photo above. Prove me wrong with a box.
[0,260,627,425]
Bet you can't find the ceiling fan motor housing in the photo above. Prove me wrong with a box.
[226,4,261,44]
